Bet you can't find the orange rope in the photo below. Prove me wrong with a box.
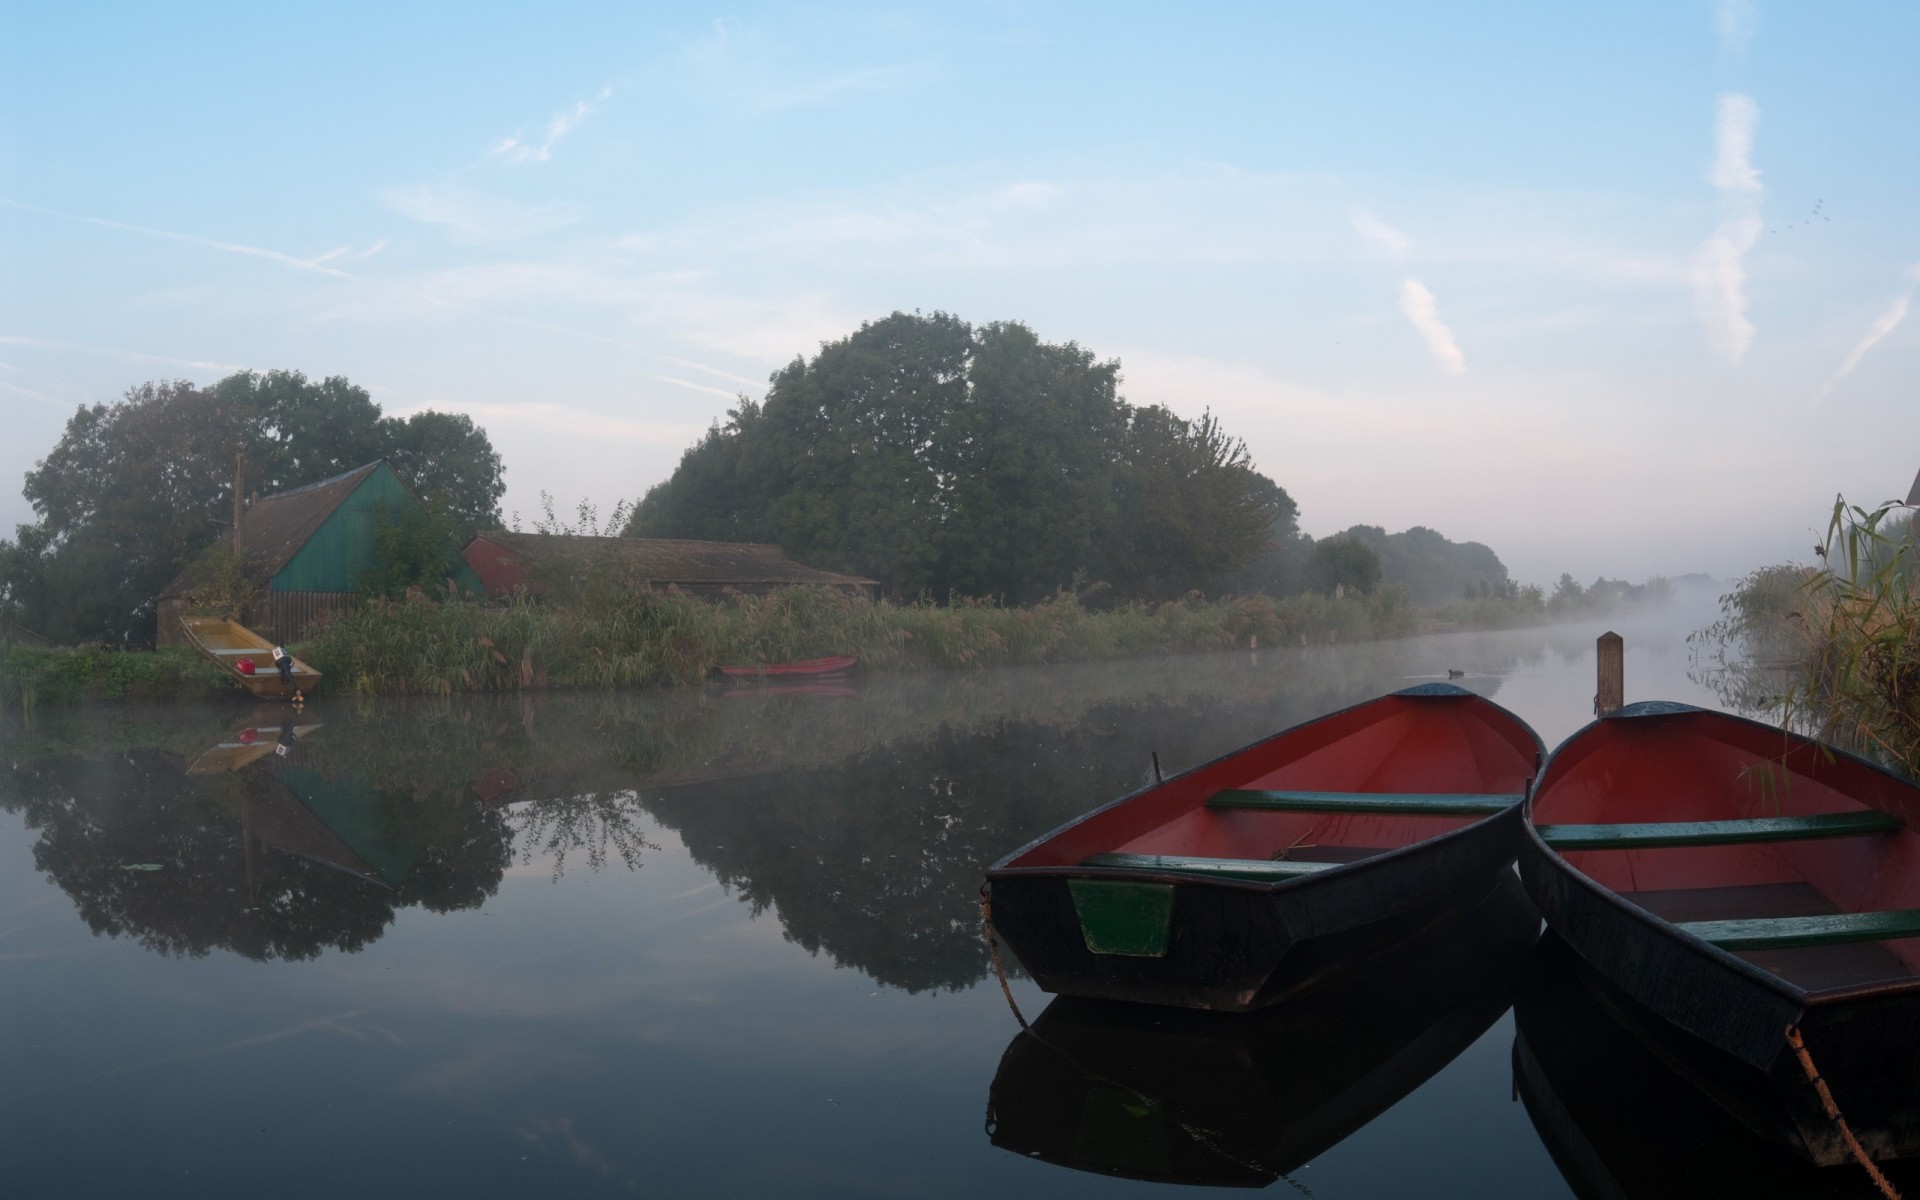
[1785,1023,1902,1200]
[978,888,1029,1030]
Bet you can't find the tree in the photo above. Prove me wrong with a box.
[1310,535,1383,595]
[1225,472,1310,596]
[0,371,505,643]
[628,311,1278,602]
[1335,524,1512,607]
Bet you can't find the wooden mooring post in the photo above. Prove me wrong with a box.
[1595,631,1624,716]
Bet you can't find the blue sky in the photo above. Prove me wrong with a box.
[3,1,1917,584]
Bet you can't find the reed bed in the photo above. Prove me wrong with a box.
[1695,500,1920,777]
[298,585,1420,698]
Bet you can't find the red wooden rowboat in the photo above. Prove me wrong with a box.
[984,683,1542,1011]
[1520,701,1920,1166]
[716,654,857,678]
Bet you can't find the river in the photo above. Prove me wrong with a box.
[1,613,1778,1199]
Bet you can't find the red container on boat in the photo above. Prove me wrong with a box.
[237,658,256,675]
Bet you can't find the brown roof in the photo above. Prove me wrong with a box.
[160,462,382,599]
[473,531,878,588]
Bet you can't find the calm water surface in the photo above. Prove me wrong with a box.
[1,616,1748,1198]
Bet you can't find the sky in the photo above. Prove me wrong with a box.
[2,1,1917,586]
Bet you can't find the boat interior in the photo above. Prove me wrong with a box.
[1004,694,1539,876]
[1534,715,1920,993]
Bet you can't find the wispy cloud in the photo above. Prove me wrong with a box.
[0,334,246,373]
[1691,94,1764,363]
[1398,279,1466,374]
[383,185,584,244]
[1822,263,1920,399]
[441,401,707,445]
[491,84,615,164]
[1716,0,1758,56]
[687,19,915,115]
[0,380,66,408]
[0,196,359,279]
[1351,209,1411,258]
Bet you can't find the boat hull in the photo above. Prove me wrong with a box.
[988,873,1539,1185]
[1520,702,1920,1165]
[717,654,857,678]
[986,684,1542,1011]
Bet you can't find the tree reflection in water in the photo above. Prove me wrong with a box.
[3,638,1549,983]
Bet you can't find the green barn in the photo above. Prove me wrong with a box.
[157,460,479,646]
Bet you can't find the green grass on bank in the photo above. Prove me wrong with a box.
[2,585,1424,706]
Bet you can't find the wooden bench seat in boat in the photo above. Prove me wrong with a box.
[1537,810,1901,850]
[1207,790,1522,816]
[1678,908,1920,951]
[1080,853,1336,882]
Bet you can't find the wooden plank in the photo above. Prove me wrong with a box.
[1541,810,1902,850]
[1081,852,1336,882]
[1681,908,1920,951]
[1208,790,1520,816]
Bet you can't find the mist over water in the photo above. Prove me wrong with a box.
[0,611,1739,1198]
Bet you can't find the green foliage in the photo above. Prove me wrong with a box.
[1696,499,1919,775]
[0,370,505,644]
[358,502,466,599]
[179,545,262,620]
[0,643,236,710]
[1309,535,1383,595]
[1336,525,1511,607]
[293,584,1419,698]
[627,312,1278,602]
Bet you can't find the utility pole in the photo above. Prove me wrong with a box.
[232,451,246,554]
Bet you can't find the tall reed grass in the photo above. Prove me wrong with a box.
[299,585,1419,697]
[1695,499,1919,776]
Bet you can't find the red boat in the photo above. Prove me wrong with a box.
[1521,702,1920,1166]
[716,654,857,679]
[984,683,1542,1011]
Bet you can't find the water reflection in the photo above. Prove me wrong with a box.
[0,624,1720,989]
[1514,937,1920,1199]
[986,875,1539,1186]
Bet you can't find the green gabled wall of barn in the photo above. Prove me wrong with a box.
[269,463,480,594]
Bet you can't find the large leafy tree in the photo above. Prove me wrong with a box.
[629,311,1278,602]
[0,371,505,643]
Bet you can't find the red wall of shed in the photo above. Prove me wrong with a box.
[464,536,531,597]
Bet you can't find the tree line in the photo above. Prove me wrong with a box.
[628,311,1286,602]
[0,371,505,644]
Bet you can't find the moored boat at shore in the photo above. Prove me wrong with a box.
[984,682,1543,1011]
[179,616,322,700]
[716,654,858,679]
[1521,701,1920,1166]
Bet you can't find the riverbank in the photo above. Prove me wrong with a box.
[1,580,1683,708]
[2,586,1421,706]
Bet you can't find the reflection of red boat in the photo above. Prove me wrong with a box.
[722,684,859,699]
[717,655,857,678]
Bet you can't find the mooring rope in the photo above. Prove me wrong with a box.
[1785,1023,1902,1200]
[978,887,1030,1030]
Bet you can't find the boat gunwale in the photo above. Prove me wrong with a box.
[179,616,322,691]
[1521,701,1920,1007]
[985,683,1545,892]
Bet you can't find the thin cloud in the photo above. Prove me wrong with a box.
[0,334,246,374]
[1822,263,1920,399]
[383,185,584,244]
[0,380,66,408]
[1398,279,1466,374]
[450,401,707,445]
[1716,0,1758,56]
[1351,209,1411,258]
[491,84,615,165]
[688,19,914,115]
[0,196,358,279]
[1691,94,1764,363]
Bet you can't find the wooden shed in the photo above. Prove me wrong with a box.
[158,461,479,645]
[462,532,878,600]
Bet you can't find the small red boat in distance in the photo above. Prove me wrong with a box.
[985,683,1543,1011]
[717,654,857,679]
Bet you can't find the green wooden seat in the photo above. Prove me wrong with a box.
[1679,908,1920,951]
[1081,852,1336,882]
[1539,810,1902,851]
[1208,789,1521,816]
